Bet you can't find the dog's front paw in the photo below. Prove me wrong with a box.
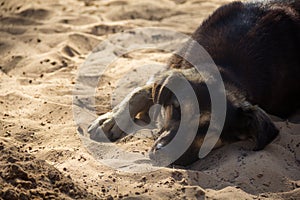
[87,112,126,142]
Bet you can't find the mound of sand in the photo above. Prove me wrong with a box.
[0,139,97,200]
[1,0,299,199]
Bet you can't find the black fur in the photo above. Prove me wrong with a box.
[152,0,299,165]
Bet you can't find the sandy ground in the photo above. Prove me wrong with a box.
[1,0,300,199]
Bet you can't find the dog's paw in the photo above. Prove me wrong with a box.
[87,112,126,142]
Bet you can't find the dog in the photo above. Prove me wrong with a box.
[88,0,300,166]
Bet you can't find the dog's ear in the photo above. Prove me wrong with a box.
[152,74,169,105]
[152,72,182,105]
[238,102,279,150]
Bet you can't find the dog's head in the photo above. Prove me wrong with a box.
[149,69,279,166]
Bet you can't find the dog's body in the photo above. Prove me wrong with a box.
[88,0,300,165]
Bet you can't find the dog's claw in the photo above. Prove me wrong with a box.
[88,112,112,132]
[88,112,126,141]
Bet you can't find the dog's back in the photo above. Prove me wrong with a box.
[169,0,300,118]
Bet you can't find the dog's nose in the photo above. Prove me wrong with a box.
[155,143,163,150]
[150,142,164,154]
[151,129,176,153]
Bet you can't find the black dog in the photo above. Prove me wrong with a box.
[88,0,300,165]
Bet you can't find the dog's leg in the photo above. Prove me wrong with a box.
[88,85,153,141]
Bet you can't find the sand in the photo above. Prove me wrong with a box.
[0,0,299,199]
